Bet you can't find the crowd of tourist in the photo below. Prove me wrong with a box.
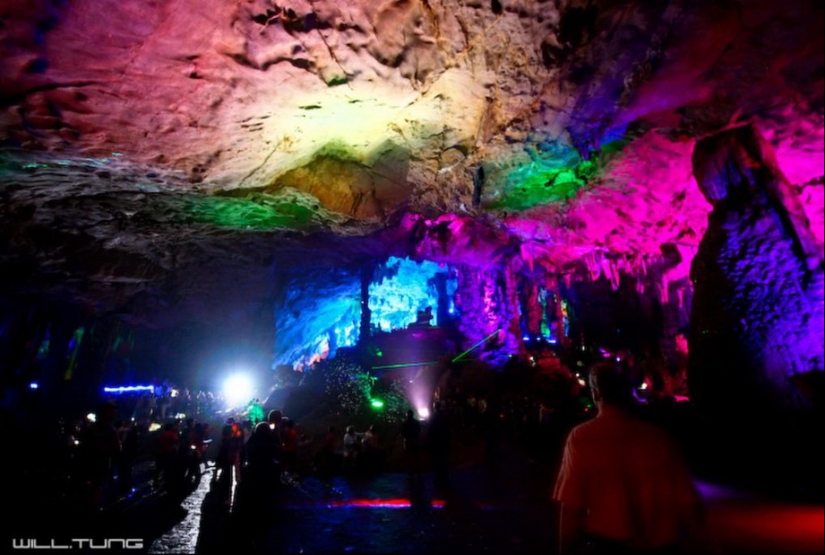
[3,341,707,555]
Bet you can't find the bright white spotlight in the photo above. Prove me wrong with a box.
[417,407,430,420]
[223,374,254,407]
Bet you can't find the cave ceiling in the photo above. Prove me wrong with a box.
[1,0,823,327]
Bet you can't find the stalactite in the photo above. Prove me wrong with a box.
[602,257,620,291]
[628,255,644,295]
[585,250,601,281]
[658,274,669,305]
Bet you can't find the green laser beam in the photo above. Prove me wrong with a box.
[451,329,501,363]
[371,361,440,370]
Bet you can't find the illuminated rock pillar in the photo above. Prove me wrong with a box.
[521,278,542,337]
[546,275,569,347]
[456,264,519,367]
[689,125,823,487]
[503,260,522,356]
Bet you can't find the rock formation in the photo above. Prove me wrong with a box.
[0,1,822,418]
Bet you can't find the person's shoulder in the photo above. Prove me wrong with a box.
[623,414,681,451]
[565,418,598,441]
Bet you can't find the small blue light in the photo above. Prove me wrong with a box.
[29,382,39,390]
[522,335,530,341]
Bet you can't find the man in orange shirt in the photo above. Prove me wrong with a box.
[552,363,704,554]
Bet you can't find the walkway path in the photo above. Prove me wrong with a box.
[143,443,823,554]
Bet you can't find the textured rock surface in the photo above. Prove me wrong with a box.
[687,124,823,477]
[689,125,824,416]
[0,0,823,341]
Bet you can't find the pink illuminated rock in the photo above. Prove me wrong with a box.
[689,124,824,416]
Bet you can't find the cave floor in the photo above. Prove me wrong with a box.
[140,440,822,555]
[6,432,822,554]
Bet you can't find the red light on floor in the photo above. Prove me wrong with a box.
[285,498,447,509]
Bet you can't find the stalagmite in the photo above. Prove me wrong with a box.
[689,125,823,484]
[689,124,824,417]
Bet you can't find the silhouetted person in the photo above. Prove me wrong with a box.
[342,425,364,475]
[212,424,237,507]
[155,421,180,491]
[552,362,704,554]
[178,417,202,487]
[400,409,421,476]
[478,397,500,474]
[360,424,382,474]
[280,418,299,475]
[244,421,278,507]
[318,425,337,483]
[116,420,139,494]
[266,409,284,474]
[191,421,207,474]
[75,402,120,509]
[426,402,451,492]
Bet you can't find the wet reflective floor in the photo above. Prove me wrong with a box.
[156,441,558,555]
[144,447,823,555]
[6,439,823,554]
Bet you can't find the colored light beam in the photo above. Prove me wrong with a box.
[372,361,439,370]
[64,326,85,380]
[452,329,502,363]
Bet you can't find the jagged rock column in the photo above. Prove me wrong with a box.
[455,264,519,367]
[688,124,824,489]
